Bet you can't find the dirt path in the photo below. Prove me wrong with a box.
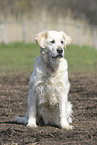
[0,72,97,144]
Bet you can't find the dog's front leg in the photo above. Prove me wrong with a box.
[27,89,37,128]
[59,97,73,130]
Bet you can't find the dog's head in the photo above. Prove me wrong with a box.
[35,30,72,59]
[35,31,72,70]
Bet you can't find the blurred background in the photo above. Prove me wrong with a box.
[0,0,97,49]
[0,0,97,73]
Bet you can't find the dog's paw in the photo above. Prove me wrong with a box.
[27,119,37,128]
[27,118,37,128]
[27,122,37,128]
[60,118,74,130]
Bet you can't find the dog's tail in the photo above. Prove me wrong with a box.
[14,116,27,125]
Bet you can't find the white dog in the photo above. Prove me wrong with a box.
[15,30,73,129]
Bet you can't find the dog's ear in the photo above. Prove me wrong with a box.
[34,31,48,48]
[62,32,72,47]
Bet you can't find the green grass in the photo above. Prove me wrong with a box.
[0,42,97,73]
[65,45,97,72]
[0,42,39,72]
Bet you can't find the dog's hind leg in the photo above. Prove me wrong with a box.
[67,101,73,123]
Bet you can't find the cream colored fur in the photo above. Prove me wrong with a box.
[15,30,73,129]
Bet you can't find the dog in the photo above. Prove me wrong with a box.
[15,30,73,129]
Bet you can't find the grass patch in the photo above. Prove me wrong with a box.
[66,45,97,73]
[0,42,39,72]
[0,42,97,73]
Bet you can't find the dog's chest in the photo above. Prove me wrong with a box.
[35,74,67,106]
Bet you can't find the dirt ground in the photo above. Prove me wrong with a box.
[0,72,97,145]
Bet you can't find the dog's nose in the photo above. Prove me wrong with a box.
[57,48,63,54]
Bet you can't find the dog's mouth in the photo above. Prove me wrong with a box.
[52,55,63,58]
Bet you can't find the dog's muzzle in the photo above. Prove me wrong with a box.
[52,48,64,58]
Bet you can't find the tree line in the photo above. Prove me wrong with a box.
[0,0,97,25]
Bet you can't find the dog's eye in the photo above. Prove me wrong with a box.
[50,40,55,44]
[61,40,64,44]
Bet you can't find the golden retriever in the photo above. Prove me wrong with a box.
[15,30,73,129]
